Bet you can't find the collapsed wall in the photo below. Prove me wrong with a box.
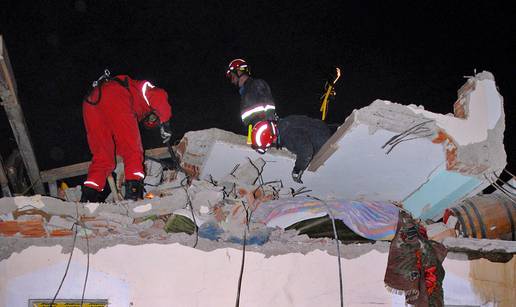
[308,71,506,219]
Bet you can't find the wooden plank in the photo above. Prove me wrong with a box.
[107,175,121,202]
[0,155,12,197]
[0,35,44,194]
[145,146,171,159]
[40,146,172,183]
[40,161,91,183]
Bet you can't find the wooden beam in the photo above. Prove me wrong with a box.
[40,146,172,183]
[0,155,12,197]
[0,35,45,194]
[40,161,91,183]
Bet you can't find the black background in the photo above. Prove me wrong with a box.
[1,1,514,173]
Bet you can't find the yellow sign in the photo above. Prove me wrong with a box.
[29,300,108,307]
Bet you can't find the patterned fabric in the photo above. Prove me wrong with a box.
[384,210,447,306]
[252,197,399,241]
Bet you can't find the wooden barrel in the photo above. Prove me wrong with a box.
[450,194,516,240]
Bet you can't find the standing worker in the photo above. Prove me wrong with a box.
[226,59,277,128]
[81,70,173,202]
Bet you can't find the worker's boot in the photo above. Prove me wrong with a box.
[291,168,304,184]
[80,186,101,203]
[124,180,144,201]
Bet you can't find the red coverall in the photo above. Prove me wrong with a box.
[82,75,172,191]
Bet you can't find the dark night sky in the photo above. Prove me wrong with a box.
[0,1,514,172]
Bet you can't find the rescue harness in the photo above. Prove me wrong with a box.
[84,69,130,105]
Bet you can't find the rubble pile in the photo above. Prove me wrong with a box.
[0,158,396,252]
[0,158,291,244]
[1,157,514,250]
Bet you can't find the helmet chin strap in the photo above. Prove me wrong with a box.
[235,72,250,87]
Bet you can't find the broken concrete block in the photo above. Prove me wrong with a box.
[188,180,224,212]
[149,171,187,196]
[445,215,458,229]
[134,219,154,230]
[443,237,516,254]
[176,128,247,172]
[98,212,134,225]
[138,219,167,239]
[64,186,81,202]
[426,222,457,241]
[116,192,189,218]
[48,216,75,229]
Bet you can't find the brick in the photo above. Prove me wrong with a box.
[49,229,75,237]
[0,221,20,236]
[18,219,47,237]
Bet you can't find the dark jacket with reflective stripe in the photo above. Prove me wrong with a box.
[240,78,276,126]
[278,115,331,171]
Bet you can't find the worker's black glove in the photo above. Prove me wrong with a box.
[160,121,172,144]
[291,168,304,184]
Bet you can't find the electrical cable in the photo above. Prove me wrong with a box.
[49,222,78,306]
[47,204,91,307]
[77,204,90,307]
[234,160,265,307]
[486,173,516,198]
[308,196,344,307]
[291,186,312,197]
[234,223,247,307]
[484,174,516,204]
[381,120,434,154]
[247,157,265,187]
[384,134,434,154]
[503,168,516,182]
[493,170,516,192]
[181,176,199,248]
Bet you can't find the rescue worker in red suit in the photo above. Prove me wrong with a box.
[81,70,172,202]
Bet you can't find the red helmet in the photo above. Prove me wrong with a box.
[251,121,278,154]
[226,58,250,79]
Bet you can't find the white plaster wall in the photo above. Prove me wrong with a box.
[305,124,444,200]
[408,76,502,146]
[1,243,510,307]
